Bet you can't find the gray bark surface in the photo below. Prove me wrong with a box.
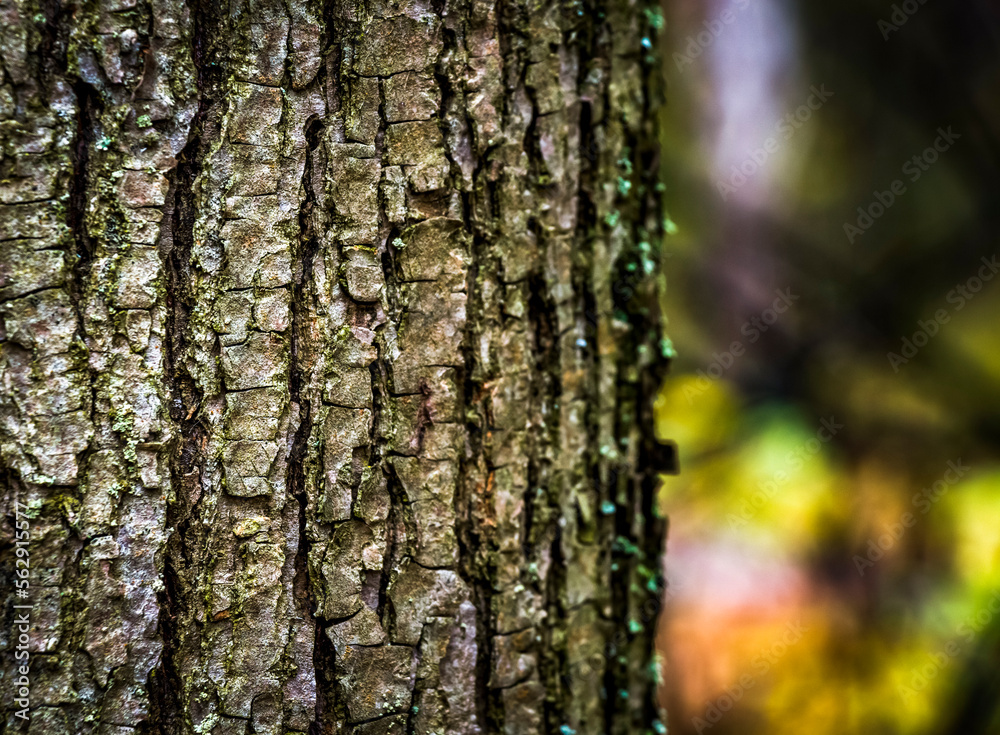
[0,0,671,732]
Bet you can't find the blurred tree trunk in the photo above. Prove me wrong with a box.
[0,0,671,733]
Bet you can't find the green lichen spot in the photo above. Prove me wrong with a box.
[233,516,270,538]
[136,114,153,128]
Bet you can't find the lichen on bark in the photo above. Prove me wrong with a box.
[0,0,673,733]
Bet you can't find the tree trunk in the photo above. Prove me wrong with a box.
[0,0,671,733]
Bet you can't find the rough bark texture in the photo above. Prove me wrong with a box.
[0,0,671,733]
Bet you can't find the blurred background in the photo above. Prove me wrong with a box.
[653,1,1000,733]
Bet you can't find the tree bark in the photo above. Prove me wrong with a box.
[0,0,671,733]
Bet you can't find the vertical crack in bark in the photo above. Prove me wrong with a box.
[525,270,562,735]
[150,1,221,726]
[153,135,206,735]
[68,81,98,289]
[64,40,102,505]
[547,522,570,735]
[457,233,499,734]
[291,116,329,735]
[35,0,64,79]
[457,36,504,729]
[604,468,631,735]
[460,256,498,734]
[66,77,103,474]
